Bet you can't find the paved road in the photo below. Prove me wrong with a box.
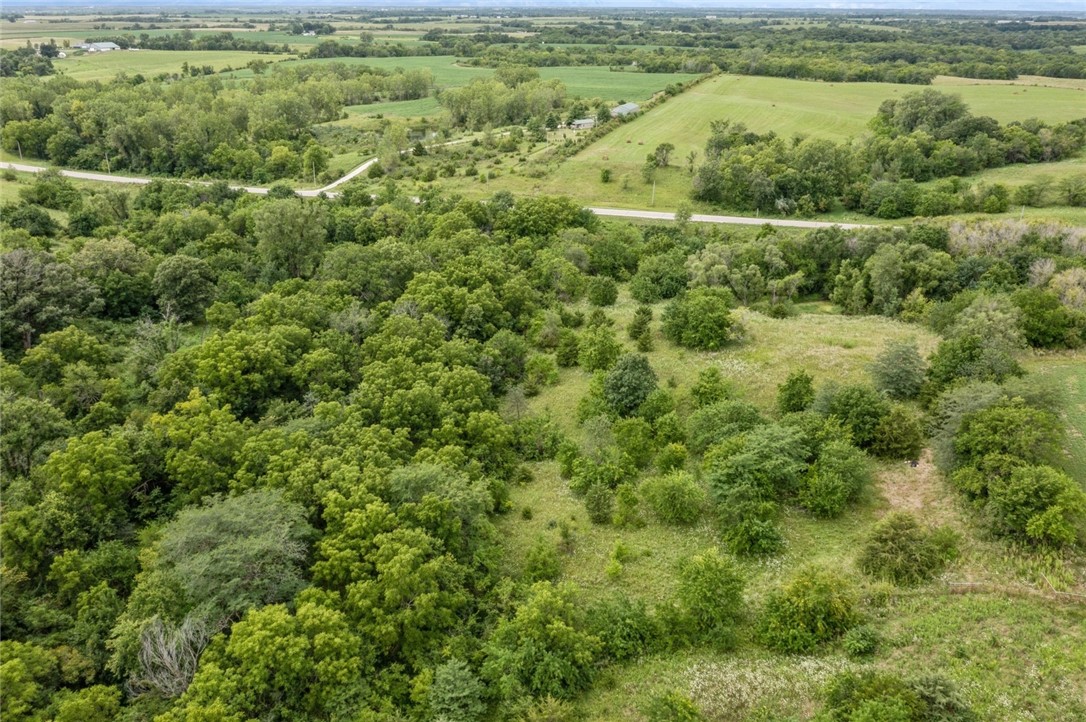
[2,160,875,230]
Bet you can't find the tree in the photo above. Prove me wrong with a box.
[253,198,328,279]
[0,395,70,478]
[954,399,1060,470]
[1,249,100,350]
[152,255,215,321]
[869,405,924,460]
[160,603,370,721]
[674,549,745,647]
[663,288,741,351]
[429,659,487,722]
[704,423,807,501]
[630,251,688,303]
[482,581,602,700]
[758,565,859,653]
[870,339,926,400]
[642,471,705,525]
[603,353,658,417]
[587,276,618,306]
[654,142,676,168]
[110,490,313,685]
[691,366,729,408]
[858,512,958,585]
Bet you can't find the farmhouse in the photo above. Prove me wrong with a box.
[74,42,122,52]
[611,102,640,118]
[570,118,596,130]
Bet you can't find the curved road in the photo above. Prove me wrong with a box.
[2,160,874,230]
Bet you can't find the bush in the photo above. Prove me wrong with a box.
[954,399,1060,469]
[628,305,653,340]
[858,512,958,585]
[587,595,660,663]
[814,384,890,450]
[642,472,705,526]
[630,251,688,303]
[799,440,871,518]
[604,353,658,417]
[644,691,704,722]
[587,276,619,307]
[987,465,1085,547]
[690,366,729,408]
[824,671,976,722]
[842,625,881,658]
[869,405,924,460]
[613,483,644,528]
[870,339,926,400]
[703,424,808,501]
[777,369,815,414]
[717,483,784,556]
[687,400,764,454]
[655,443,688,473]
[675,549,745,647]
[578,325,621,371]
[758,565,859,653]
[584,484,615,525]
[555,329,580,367]
[663,288,741,351]
[614,417,656,469]
[525,536,562,581]
[523,354,559,396]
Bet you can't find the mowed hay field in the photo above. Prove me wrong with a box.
[494,73,1086,213]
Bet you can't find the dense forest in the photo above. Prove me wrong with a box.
[2,165,1084,719]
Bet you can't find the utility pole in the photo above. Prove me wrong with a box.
[651,180,656,207]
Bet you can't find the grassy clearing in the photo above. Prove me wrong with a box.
[53,49,286,81]
[504,284,1086,721]
[1025,351,1086,481]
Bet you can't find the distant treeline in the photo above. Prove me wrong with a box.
[0,64,434,182]
[81,31,292,54]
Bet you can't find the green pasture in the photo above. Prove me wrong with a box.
[1026,352,1086,481]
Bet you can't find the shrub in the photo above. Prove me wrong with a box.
[663,288,741,351]
[690,366,730,407]
[870,339,926,400]
[675,549,745,648]
[613,483,643,528]
[858,512,958,585]
[630,251,688,303]
[799,440,871,518]
[604,353,658,417]
[628,305,653,340]
[655,443,688,473]
[987,465,1086,547]
[842,625,881,658]
[523,354,559,396]
[584,484,615,525]
[578,325,621,371]
[644,691,704,722]
[717,486,784,557]
[525,536,561,582]
[704,424,808,501]
[814,384,890,450]
[587,595,660,663]
[587,276,619,307]
[777,369,815,414]
[637,387,675,424]
[869,405,924,460]
[758,565,859,653]
[954,399,1060,469]
[824,672,976,722]
[555,329,580,367]
[614,417,656,469]
[642,472,705,526]
[687,400,764,454]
